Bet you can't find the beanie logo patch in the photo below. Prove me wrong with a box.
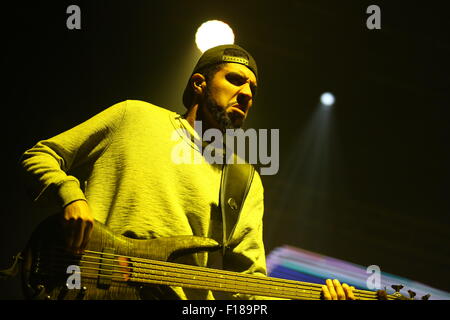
[222,55,249,66]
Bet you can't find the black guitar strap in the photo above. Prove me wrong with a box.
[219,161,255,255]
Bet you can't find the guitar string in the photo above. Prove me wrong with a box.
[39,250,387,300]
[40,262,344,300]
[39,269,324,300]
[39,258,323,300]
[38,250,373,299]
[38,251,388,300]
[40,248,327,292]
[81,250,388,299]
[39,265,391,301]
[43,247,378,296]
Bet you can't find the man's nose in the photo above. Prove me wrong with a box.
[237,84,253,109]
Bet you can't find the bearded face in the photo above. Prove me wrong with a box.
[199,63,256,133]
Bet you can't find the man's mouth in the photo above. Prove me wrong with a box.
[228,105,246,117]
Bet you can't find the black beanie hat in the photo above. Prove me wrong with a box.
[182,44,258,108]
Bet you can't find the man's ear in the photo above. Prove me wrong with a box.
[191,73,206,95]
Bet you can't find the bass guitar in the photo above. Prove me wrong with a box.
[1,214,427,300]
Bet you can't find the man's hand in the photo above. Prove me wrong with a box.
[61,200,94,254]
[321,279,356,300]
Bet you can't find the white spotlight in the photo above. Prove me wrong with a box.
[320,92,335,106]
[195,20,235,53]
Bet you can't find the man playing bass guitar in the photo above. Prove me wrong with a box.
[20,44,355,300]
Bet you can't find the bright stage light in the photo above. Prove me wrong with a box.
[195,20,235,53]
[320,92,335,106]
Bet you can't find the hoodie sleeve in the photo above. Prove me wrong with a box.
[20,101,127,209]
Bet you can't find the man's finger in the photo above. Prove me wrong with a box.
[333,279,346,300]
[326,279,338,300]
[63,219,76,251]
[80,221,93,252]
[321,285,332,300]
[72,218,85,251]
[342,283,356,300]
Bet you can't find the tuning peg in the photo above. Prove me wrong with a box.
[407,290,416,299]
[391,285,404,293]
[421,294,431,300]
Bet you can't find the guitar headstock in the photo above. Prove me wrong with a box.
[376,284,431,300]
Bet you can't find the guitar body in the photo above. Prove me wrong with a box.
[21,214,221,300]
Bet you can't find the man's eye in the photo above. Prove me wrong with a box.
[227,74,245,85]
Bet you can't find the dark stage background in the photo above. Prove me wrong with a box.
[1,1,449,299]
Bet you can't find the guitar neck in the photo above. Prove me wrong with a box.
[82,250,390,300]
